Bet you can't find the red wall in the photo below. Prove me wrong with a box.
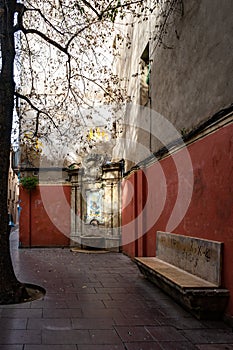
[19,185,71,247]
[121,122,233,316]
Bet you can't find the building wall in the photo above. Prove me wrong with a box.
[19,185,71,247]
[150,0,233,137]
[113,0,233,170]
[121,120,233,317]
[113,0,233,318]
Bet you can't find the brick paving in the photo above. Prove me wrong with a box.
[0,229,233,349]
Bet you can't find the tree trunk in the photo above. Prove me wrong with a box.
[0,0,27,304]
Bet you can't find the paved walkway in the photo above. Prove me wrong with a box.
[0,229,233,350]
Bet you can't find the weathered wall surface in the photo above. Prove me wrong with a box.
[116,0,233,319]
[113,0,233,171]
[121,121,233,317]
[150,0,233,143]
[19,185,71,247]
[112,9,152,170]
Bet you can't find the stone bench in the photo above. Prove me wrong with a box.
[135,231,229,319]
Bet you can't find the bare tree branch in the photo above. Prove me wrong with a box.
[65,20,100,51]
[23,34,35,94]
[101,0,143,17]
[25,7,65,36]
[21,27,69,55]
[14,91,61,134]
[80,0,102,19]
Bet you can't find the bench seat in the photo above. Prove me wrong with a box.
[135,256,229,320]
[135,257,219,289]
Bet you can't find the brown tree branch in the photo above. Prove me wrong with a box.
[25,7,65,36]
[21,27,69,55]
[14,91,61,134]
[101,0,143,17]
[80,0,102,19]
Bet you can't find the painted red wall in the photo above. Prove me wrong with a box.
[122,173,136,257]
[19,185,71,247]
[121,122,233,316]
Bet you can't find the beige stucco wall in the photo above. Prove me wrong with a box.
[150,0,233,132]
[113,0,233,171]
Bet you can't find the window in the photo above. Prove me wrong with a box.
[140,43,150,106]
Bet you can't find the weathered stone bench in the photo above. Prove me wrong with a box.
[135,231,229,319]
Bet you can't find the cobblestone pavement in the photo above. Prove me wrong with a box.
[0,229,233,349]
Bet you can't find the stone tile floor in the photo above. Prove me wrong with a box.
[0,229,233,349]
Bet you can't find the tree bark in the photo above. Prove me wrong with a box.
[0,0,27,304]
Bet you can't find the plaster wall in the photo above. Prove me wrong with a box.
[19,185,71,247]
[112,9,152,170]
[113,0,233,172]
[121,121,233,317]
[150,0,233,142]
